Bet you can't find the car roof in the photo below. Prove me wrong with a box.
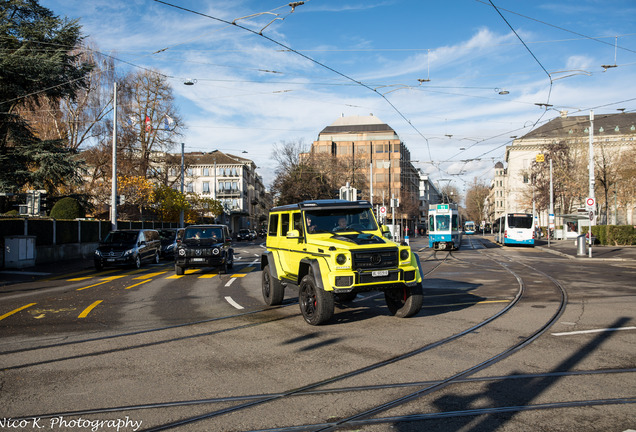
[270,199,372,213]
[185,224,226,228]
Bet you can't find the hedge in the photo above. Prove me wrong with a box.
[581,225,636,246]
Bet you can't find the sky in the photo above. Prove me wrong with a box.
[39,0,636,197]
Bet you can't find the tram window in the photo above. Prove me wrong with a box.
[452,215,459,230]
[429,215,434,231]
[436,215,450,230]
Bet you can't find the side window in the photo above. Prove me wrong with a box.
[268,214,279,237]
[281,213,290,236]
[429,215,434,231]
[293,212,303,234]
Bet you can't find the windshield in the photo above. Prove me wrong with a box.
[184,227,222,240]
[304,208,378,234]
[103,231,138,244]
[508,215,533,229]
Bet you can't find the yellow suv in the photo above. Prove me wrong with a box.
[260,199,423,325]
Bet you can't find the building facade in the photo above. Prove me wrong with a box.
[309,115,422,221]
[498,112,636,227]
[166,150,272,233]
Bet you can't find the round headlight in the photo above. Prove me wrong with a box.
[178,248,186,256]
[212,248,220,255]
[336,254,347,265]
[400,249,410,261]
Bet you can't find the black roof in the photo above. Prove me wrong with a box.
[270,199,372,213]
[521,112,636,140]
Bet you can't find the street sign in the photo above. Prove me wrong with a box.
[589,211,594,221]
[379,206,387,216]
[586,197,595,210]
[536,154,545,162]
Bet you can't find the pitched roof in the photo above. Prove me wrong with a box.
[318,114,396,136]
[183,150,251,165]
[522,112,636,139]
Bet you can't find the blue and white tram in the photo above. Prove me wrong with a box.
[464,220,476,235]
[428,204,462,250]
[493,213,534,246]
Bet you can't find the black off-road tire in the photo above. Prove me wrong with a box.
[175,264,185,275]
[262,265,284,306]
[384,283,423,318]
[299,274,334,325]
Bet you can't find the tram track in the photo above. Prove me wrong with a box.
[5,245,633,431]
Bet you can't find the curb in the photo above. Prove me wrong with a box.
[535,245,631,262]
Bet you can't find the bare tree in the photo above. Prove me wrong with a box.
[465,179,490,224]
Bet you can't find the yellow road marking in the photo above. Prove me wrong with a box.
[78,300,103,318]
[134,271,167,279]
[166,274,183,279]
[239,266,255,273]
[421,299,510,308]
[0,303,37,321]
[122,268,147,275]
[101,275,126,281]
[185,269,200,274]
[67,277,93,282]
[198,274,217,279]
[125,279,152,289]
[77,280,109,291]
[231,273,247,278]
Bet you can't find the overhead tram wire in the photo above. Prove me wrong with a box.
[152,0,434,162]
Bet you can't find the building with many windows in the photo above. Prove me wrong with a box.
[490,112,636,228]
[166,150,271,233]
[309,115,422,222]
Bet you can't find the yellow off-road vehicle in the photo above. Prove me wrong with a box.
[260,199,424,325]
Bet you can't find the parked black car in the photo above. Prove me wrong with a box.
[158,228,183,259]
[175,224,234,275]
[94,229,161,270]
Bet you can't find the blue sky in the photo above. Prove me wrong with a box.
[40,0,636,194]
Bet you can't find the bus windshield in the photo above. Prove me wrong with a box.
[508,215,532,229]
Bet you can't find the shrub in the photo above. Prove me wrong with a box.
[50,197,85,219]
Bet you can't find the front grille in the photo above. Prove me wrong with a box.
[358,270,400,284]
[103,251,124,258]
[352,249,398,270]
[186,248,219,257]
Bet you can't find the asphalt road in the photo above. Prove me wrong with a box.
[0,236,634,432]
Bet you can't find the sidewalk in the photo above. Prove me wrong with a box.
[534,238,636,262]
[0,257,95,287]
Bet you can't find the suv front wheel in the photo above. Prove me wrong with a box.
[262,265,284,305]
[384,284,423,318]
[299,273,334,325]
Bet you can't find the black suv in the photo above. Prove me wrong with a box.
[94,229,161,270]
[175,224,234,275]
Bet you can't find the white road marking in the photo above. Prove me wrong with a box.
[552,326,636,337]
[225,278,237,287]
[225,296,244,309]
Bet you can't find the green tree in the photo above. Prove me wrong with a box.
[0,0,91,196]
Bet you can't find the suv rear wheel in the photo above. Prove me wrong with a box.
[175,264,185,275]
[299,273,334,325]
[384,284,423,318]
[262,265,284,305]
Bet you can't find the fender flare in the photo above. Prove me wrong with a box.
[299,257,325,290]
[260,251,280,280]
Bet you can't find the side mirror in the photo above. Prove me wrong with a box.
[286,229,301,239]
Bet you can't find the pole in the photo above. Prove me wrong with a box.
[549,158,553,247]
[110,82,118,232]
[369,161,373,205]
[588,110,594,257]
[179,142,185,228]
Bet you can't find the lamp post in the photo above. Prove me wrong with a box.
[110,82,118,231]
[179,142,184,228]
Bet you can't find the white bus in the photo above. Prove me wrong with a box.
[493,213,534,246]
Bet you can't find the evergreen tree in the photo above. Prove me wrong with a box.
[0,0,91,195]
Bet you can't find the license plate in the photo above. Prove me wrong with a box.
[372,270,389,277]
[106,259,115,262]
[191,258,205,262]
